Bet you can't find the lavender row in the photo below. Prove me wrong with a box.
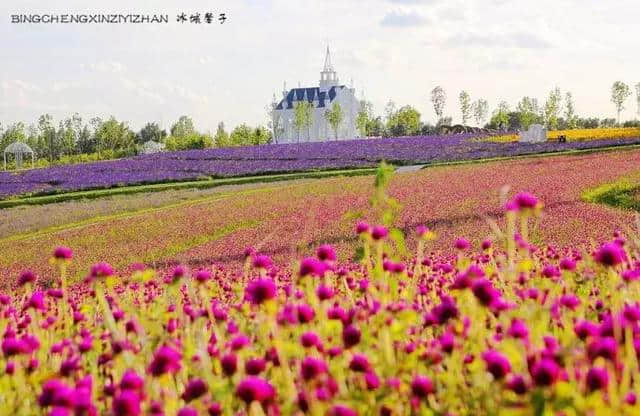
[1,135,640,199]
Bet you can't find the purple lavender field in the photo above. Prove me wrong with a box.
[2,134,640,199]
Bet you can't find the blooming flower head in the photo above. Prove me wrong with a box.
[530,358,561,386]
[181,378,208,402]
[18,270,36,287]
[454,238,470,250]
[177,407,198,416]
[113,390,141,416]
[147,345,181,376]
[235,376,276,404]
[53,246,73,261]
[299,258,328,278]
[371,225,388,241]
[411,375,435,398]
[509,192,541,211]
[471,278,501,306]
[316,244,337,262]
[482,350,511,379]
[252,255,273,270]
[586,367,608,391]
[300,357,328,381]
[594,242,627,267]
[89,262,114,280]
[245,358,266,375]
[349,354,370,373]
[587,337,617,362]
[328,405,358,416]
[245,278,277,305]
[120,369,144,391]
[342,325,361,348]
[355,221,370,235]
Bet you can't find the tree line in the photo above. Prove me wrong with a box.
[0,115,272,166]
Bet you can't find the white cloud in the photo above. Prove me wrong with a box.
[380,10,429,27]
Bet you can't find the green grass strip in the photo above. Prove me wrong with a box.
[582,178,640,212]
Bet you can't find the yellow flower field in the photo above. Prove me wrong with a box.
[485,127,640,143]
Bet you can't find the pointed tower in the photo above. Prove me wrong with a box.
[319,46,339,92]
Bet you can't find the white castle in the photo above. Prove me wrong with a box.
[271,47,359,143]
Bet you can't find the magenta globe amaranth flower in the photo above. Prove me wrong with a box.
[181,378,208,402]
[328,405,358,416]
[586,367,609,392]
[342,325,361,348]
[411,375,435,398]
[371,225,388,241]
[530,358,561,386]
[89,262,114,280]
[17,270,36,287]
[594,242,627,267]
[177,407,198,416]
[113,390,141,416]
[245,278,277,305]
[120,369,144,391]
[235,376,276,404]
[316,244,337,262]
[299,257,329,278]
[349,354,370,372]
[245,357,266,375]
[454,238,470,250]
[506,374,528,395]
[252,255,273,270]
[510,192,540,211]
[300,357,328,381]
[471,278,501,306]
[195,270,212,283]
[355,221,370,235]
[147,345,181,376]
[53,246,73,260]
[482,350,511,379]
[221,353,238,376]
[587,337,617,362]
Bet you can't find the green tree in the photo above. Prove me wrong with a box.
[138,122,167,144]
[387,105,421,136]
[251,126,272,145]
[459,90,471,125]
[324,101,344,140]
[170,115,196,138]
[564,92,577,129]
[95,116,135,155]
[516,97,539,130]
[611,81,631,124]
[356,100,373,137]
[37,114,59,164]
[230,124,254,146]
[491,101,510,131]
[293,101,313,143]
[472,99,489,127]
[544,87,562,130]
[214,122,230,147]
[431,86,446,123]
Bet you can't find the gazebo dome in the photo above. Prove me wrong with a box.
[4,141,35,170]
[4,141,34,154]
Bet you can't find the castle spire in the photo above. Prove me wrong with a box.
[323,46,334,72]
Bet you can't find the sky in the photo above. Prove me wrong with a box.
[1,0,639,133]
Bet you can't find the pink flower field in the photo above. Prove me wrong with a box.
[1,149,640,415]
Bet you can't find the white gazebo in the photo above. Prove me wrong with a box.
[140,141,166,154]
[4,142,35,170]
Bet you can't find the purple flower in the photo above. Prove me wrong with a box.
[471,278,501,306]
[574,320,599,340]
[18,270,36,287]
[38,379,68,407]
[177,407,198,416]
[24,291,46,311]
[328,405,358,416]
[316,284,334,300]
[235,376,276,404]
[316,244,337,262]
[53,246,73,260]
[221,353,237,376]
[300,357,328,381]
[349,354,370,372]
[113,390,141,416]
[147,345,181,376]
[245,358,266,375]
[252,255,273,270]
[371,225,388,241]
[355,221,370,235]
[530,358,561,386]
[120,369,144,391]
[559,257,577,271]
[2,338,29,357]
[245,278,277,305]
[507,319,529,339]
[89,262,114,279]
[511,192,540,210]
[342,325,361,348]
[299,258,328,277]
[300,331,321,348]
[506,374,528,395]
[181,378,208,402]
[365,371,380,390]
[594,242,627,267]
[411,375,435,398]
[430,296,459,325]
[586,367,609,391]
[482,350,511,379]
[587,337,617,362]
[454,238,470,250]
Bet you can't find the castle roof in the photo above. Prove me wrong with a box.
[275,85,345,110]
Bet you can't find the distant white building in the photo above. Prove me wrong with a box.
[272,47,359,143]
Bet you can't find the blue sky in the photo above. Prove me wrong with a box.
[1,0,639,133]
